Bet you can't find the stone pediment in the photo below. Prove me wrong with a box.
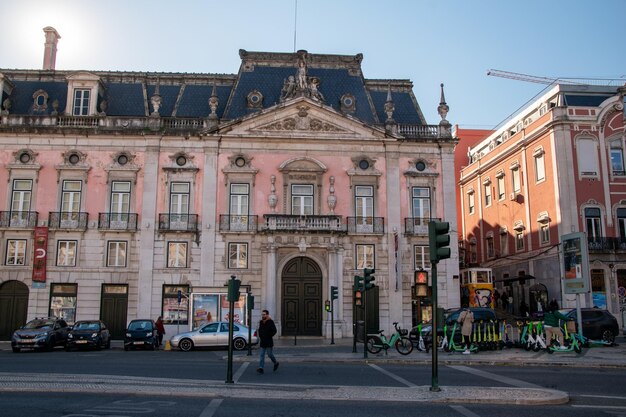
[224,97,388,139]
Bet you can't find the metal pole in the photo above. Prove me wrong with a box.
[363,286,368,359]
[247,298,252,356]
[430,262,440,392]
[331,299,335,345]
[352,293,357,353]
[225,278,236,384]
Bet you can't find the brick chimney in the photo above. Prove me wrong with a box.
[42,26,61,70]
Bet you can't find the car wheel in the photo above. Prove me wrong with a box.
[47,336,56,351]
[179,338,194,352]
[12,347,20,353]
[233,337,247,351]
[601,329,616,344]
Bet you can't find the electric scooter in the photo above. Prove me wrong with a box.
[444,321,478,353]
[546,320,582,354]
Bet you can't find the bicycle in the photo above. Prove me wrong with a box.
[366,322,413,355]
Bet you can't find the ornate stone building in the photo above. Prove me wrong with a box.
[0,28,458,339]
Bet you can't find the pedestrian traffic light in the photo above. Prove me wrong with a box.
[331,286,339,301]
[247,293,254,310]
[354,275,364,292]
[325,300,331,312]
[428,220,451,263]
[363,268,375,290]
[227,275,241,302]
[177,290,182,304]
[415,269,428,285]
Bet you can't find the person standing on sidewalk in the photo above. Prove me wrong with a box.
[155,316,165,347]
[458,308,474,354]
[257,309,279,374]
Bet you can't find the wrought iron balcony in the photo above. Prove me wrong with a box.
[98,213,138,231]
[404,217,441,235]
[48,212,88,230]
[219,214,258,232]
[588,237,617,252]
[262,214,345,233]
[347,217,385,234]
[0,211,38,228]
[158,213,199,232]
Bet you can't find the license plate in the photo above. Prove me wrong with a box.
[133,341,144,345]
[76,340,88,344]
[21,340,35,344]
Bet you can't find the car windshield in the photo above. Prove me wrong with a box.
[75,322,100,331]
[128,321,150,331]
[23,320,54,330]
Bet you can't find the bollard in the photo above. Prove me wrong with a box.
[164,340,172,351]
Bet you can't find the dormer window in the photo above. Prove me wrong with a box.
[73,89,90,116]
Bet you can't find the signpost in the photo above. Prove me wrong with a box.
[561,232,590,339]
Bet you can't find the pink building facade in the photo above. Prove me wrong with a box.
[0,32,459,340]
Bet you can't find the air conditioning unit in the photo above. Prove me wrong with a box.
[509,193,516,201]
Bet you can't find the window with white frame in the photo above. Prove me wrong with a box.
[110,181,131,218]
[540,224,550,245]
[291,184,314,215]
[414,245,430,270]
[534,150,546,182]
[585,207,602,240]
[497,174,505,200]
[515,231,524,251]
[57,240,77,267]
[73,89,90,116]
[411,187,431,222]
[511,166,521,192]
[229,184,250,231]
[356,244,375,269]
[468,191,475,214]
[167,242,187,268]
[107,241,127,267]
[228,243,248,269]
[610,140,625,176]
[61,180,82,217]
[484,183,492,207]
[617,208,626,240]
[486,236,495,258]
[11,179,32,213]
[6,239,26,265]
[170,182,190,216]
[577,138,598,176]
[354,185,374,219]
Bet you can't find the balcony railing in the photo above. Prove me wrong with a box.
[158,213,199,232]
[48,212,88,230]
[404,217,441,235]
[218,214,258,232]
[347,217,385,234]
[98,213,138,231]
[0,211,38,228]
[262,214,345,232]
[397,124,453,140]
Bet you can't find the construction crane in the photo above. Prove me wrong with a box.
[487,69,624,86]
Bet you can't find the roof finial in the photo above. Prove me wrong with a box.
[384,83,397,135]
[207,79,220,130]
[150,78,162,117]
[437,83,450,126]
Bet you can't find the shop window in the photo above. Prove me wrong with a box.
[49,283,77,323]
[162,285,189,325]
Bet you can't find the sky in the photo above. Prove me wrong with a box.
[0,0,624,129]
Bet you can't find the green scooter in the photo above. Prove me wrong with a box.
[444,321,478,353]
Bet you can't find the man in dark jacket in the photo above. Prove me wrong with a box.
[257,309,279,374]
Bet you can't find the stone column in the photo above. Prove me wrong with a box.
[385,146,403,328]
[263,237,278,330]
[200,145,218,286]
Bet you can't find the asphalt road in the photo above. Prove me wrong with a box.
[1,345,626,416]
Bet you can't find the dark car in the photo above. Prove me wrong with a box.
[11,317,70,352]
[562,308,619,343]
[124,319,158,351]
[65,320,111,351]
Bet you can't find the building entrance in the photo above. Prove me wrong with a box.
[100,284,128,339]
[281,256,322,336]
[0,280,28,340]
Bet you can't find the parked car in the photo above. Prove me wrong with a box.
[170,321,258,352]
[561,308,619,344]
[11,317,70,352]
[65,320,111,351]
[124,319,158,351]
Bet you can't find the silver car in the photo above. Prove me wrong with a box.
[170,321,258,352]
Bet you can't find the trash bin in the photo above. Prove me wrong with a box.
[355,320,365,343]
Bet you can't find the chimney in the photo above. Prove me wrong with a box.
[42,26,61,70]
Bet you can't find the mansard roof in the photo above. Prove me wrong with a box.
[0,50,428,127]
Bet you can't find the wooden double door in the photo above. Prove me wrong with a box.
[0,281,29,340]
[281,257,322,336]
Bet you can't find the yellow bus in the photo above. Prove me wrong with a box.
[460,268,494,308]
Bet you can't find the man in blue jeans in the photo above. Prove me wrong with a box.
[257,309,279,374]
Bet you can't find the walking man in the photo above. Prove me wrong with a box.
[257,309,279,374]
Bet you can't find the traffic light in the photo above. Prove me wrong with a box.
[363,268,375,290]
[331,286,339,301]
[415,269,428,285]
[428,220,451,263]
[354,275,364,292]
[227,275,241,302]
[325,300,331,312]
[247,293,255,310]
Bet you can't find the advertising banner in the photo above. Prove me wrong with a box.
[562,232,590,294]
[32,226,48,283]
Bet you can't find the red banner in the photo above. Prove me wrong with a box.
[32,226,48,282]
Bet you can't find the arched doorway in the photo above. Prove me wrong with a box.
[281,256,322,336]
[0,280,29,340]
